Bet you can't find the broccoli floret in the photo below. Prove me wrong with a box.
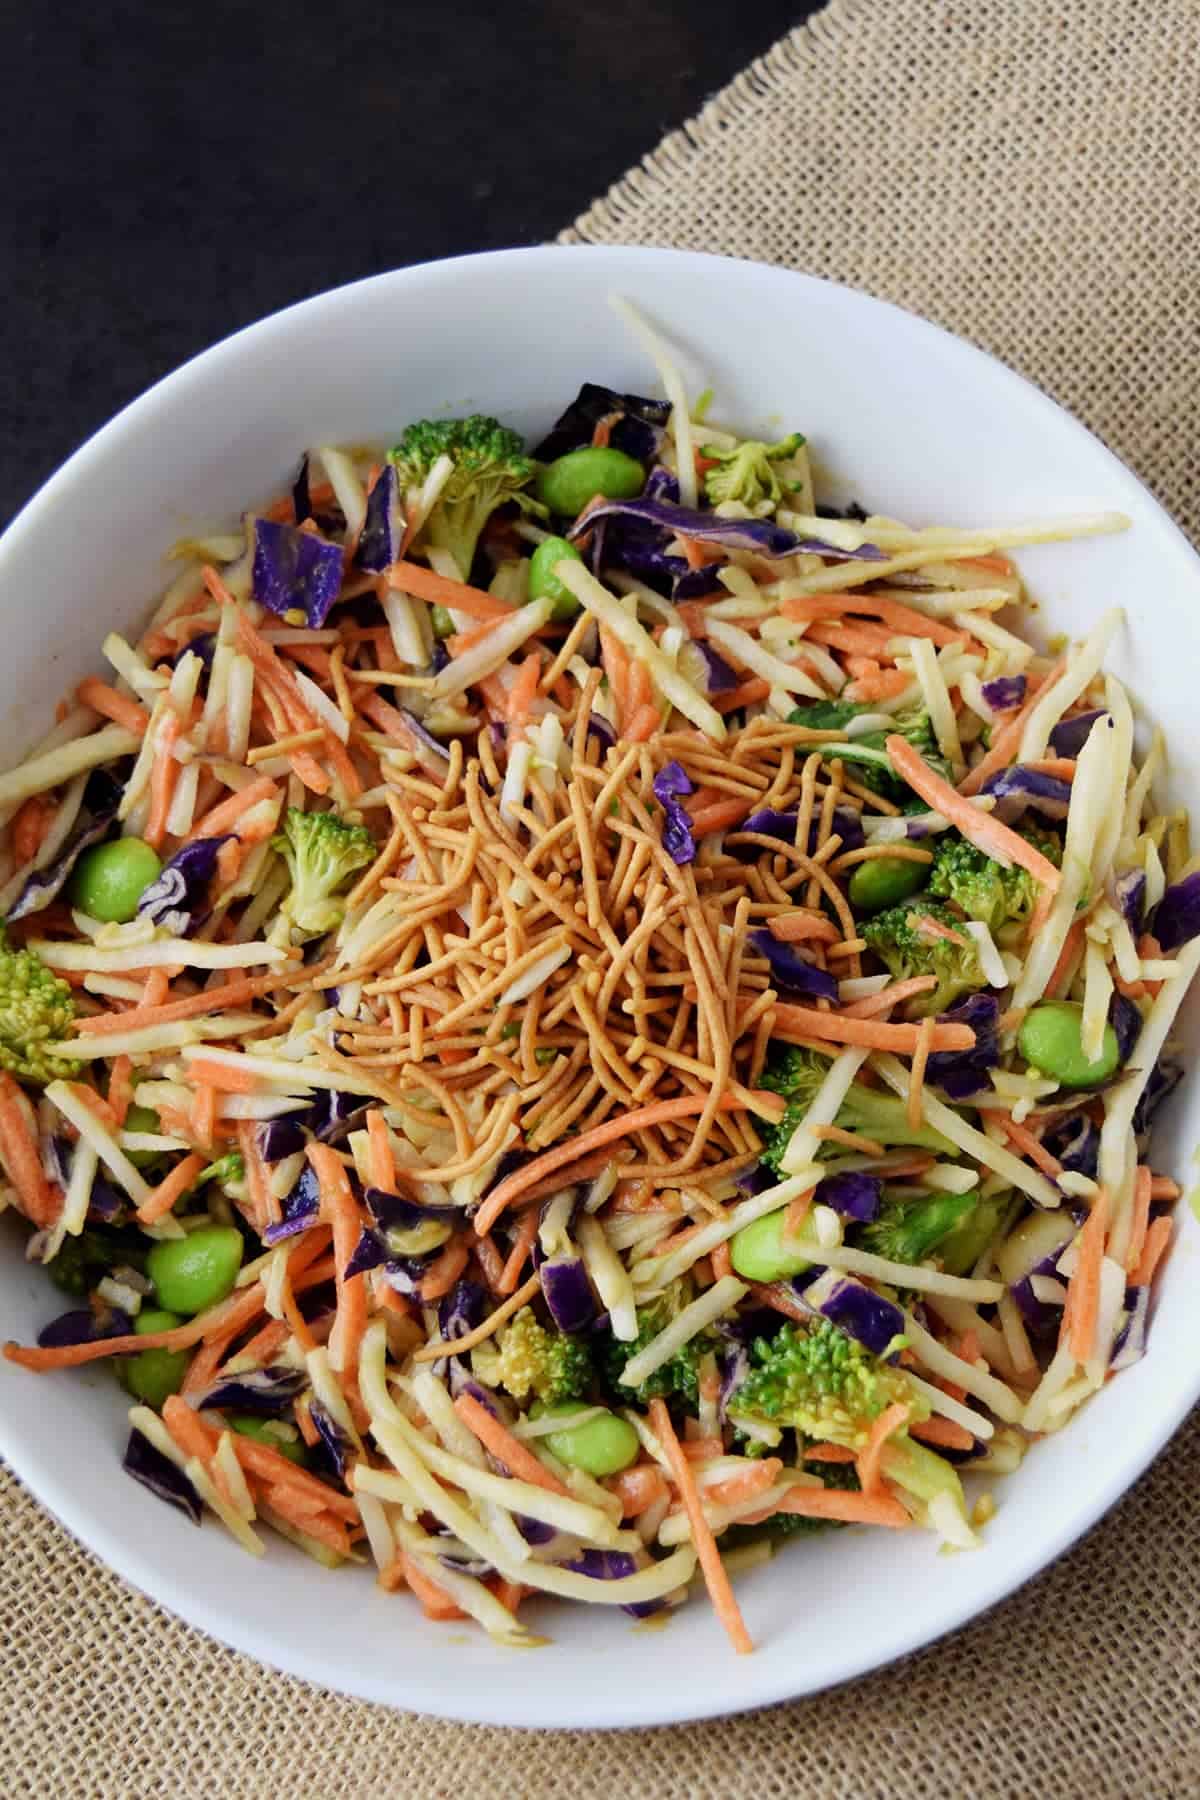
[600,1301,705,1409]
[701,432,805,514]
[273,808,374,938]
[787,704,953,801]
[860,1189,976,1265]
[935,1187,1011,1276]
[471,1306,592,1406]
[729,1319,925,1450]
[0,927,79,1085]
[199,1150,246,1198]
[389,415,542,579]
[928,828,1062,935]
[862,900,985,1016]
[756,1043,955,1175]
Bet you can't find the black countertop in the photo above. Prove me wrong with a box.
[2,1,813,526]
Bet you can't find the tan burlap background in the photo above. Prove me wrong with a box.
[4,2,1199,1793]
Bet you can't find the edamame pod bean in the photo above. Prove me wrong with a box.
[535,446,645,518]
[1017,999,1121,1089]
[527,535,584,622]
[848,857,928,916]
[730,1207,823,1284]
[118,1308,189,1410]
[68,836,162,923]
[537,1402,640,1477]
[229,1415,310,1466]
[146,1225,244,1316]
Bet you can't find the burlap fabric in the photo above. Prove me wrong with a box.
[4,2,1199,1793]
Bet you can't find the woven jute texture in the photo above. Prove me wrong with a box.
[5,3,1200,1794]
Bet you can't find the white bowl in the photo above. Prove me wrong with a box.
[2,247,1198,1730]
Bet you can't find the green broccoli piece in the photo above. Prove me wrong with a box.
[862,899,985,1016]
[860,1189,976,1266]
[928,827,1062,935]
[471,1306,592,1406]
[728,1319,925,1450]
[756,1043,955,1175]
[701,432,805,513]
[0,926,79,1085]
[935,1187,1012,1276]
[199,1151,246,1200]
[600,1301,705,1409]
[389,415,542,579]
[787,704,953,801]
[272,807,374,938]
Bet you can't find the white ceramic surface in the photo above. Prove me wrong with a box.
[1,247,1198,1730]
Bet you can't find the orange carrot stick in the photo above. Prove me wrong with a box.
[507,653,542,729]
[781,592,972,649]
[1132,1213,1173,1288]
[1067,1186,1110,1362]
[307,1141,367,1386]
[10,795,57,864]
[910,1416,975,1452]
[385,559,515,621]
[162,1394,219,1467]
[766,1001,975,1055]
[418,1237,470,1303]
[4,1279,274,1371]
[689,798,752,836]
[496,1210,540,1295]
[856,1401,910,1496]
[137,1151,204,1225]
[184,775,280,845]
[801,1443,857,1463]
[1124,1165,1154,1277]
[365,1109,396,1192]
[144,712,181,850]
[75,971,288,1034]
[767,912,842,944]
[713,678,771,713]
[0,1073,58,1227]
[229,1436,360,1521]
[704,1459,783,1507]
[886,735,1061,891]
[186,1057,261,1093]
[839,975,938,1018]
[107,1055,134,1129]
[453,1390,572,1496]
[648,1398,752,1655]
[1046,920,1085,998]
[999,1116,1063,1179]
[624,702,662,743]
[402,1554,467,1620]
[958,660,1066,796]
[472,1094,748,1235]
[782,1186,815,1240]
[238,1119,278,1229]
[76,677,150,735]
[612,1465,670,1518]
[844,667,913,704]
[190,1082,217,1152]
[747,1485,911,1529]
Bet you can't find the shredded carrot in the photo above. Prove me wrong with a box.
[856,1402,910,1496]
[230,1435,360,1521]
[385,559,515,622]
[679,1436,725,1462]
[268,1491,353,1556]
[180,1326,240,1400]
[711,1241,734,1280]
[444,618,501,658]
[844,666,912,704]
[781,1186,815,1240]
[689,798,753,836]
[1023,757,1077,781]
[600,628,631,727]
[76,677,150,736]
[365,1109,396,1191]
[713,678,771,713]
[1149,1174,1181,1201]
[497,1209,540,1295]
[190,1082,217,1152]
[886,735,1062,891]
[613,1465,670,1518]
[1131,1214,1172,1287]
[75,971,291,1035]
[186,1057,261,1093]
[507,653,542,729]
[184,774,280,845]
[910,1416,976,1452]
[402,1554,467,1620]
[1067,1186,1110,1362]
[307,1142,368,1387]
[907,911,969,949]
[107,1055,134,1129]
[648,1398,752,1655]
[747,1485,911,1529]
[801,1443,857,1463]
[144,712,181,850]
[999,1116,1063,1178]
[624,702,662,742]
[491,1577,527,1617]
[767,1000,975,1055]
[1046,920,1085,998]
[4,1279,276,1370]
[0,1073,57,1227]
[453,1390,572,1496]
[704,1459,783,1507]
[767,911,842,945]
[958,659,1066,796]
[780,592,972,650]
[228,1317,290,1371]
[10,795,56,864]
[957,552,1014,576]
[137,1150,204,1225]
[238,1119,278,1230]
[840,975,938,1018]
[418,1236,471,1302]
[473,1094,747,1235]
[162,1394,218,1468]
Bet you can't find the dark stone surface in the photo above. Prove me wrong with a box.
[0,1,813,527]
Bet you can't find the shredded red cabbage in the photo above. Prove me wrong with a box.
[252,518,344,628]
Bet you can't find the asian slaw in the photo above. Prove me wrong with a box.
[1,299,1197,1655]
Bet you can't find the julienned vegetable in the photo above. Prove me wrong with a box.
[0,336,1187,1661]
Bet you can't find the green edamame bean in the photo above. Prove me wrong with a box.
[146,1225,243,1316]
[536,1402,640,1477]
[1017,999,1121,1090]
[430,605,455,640]
[730,1207,822,1283]
[535,446,645,518]
[229,1415,310,1466]
[69,836,162,923]
[848,857,928,916]
[117,1308,189,1410]
[527,535,584,622]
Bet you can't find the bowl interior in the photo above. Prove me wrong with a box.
[2,246,1198,1728]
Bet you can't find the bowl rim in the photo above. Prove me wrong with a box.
[2,242,1199,1729]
